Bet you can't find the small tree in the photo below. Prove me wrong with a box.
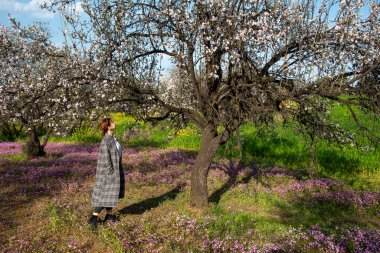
[52,0,380,207]
[0,21,104,157]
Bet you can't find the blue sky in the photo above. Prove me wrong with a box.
[0,0,175,72]
[0,0,80,44]
[1,0,374,43]
[0,0,373,76]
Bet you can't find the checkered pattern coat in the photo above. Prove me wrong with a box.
[92,133,125,207]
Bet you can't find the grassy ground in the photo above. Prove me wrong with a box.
[1,103,379,252]
[0,143,379,252]
[49,104,380,191]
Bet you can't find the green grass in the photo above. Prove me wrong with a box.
[1,139,379,252]
[3,103,380,190]
[98,228,124,253]
[207,204,257,238]
[236,123,311,168]
[0,153,28,161]
[45,202,69,233]
[0,101,378,252]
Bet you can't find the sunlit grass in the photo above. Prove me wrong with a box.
[0,153,27,161]
[1,105,379,251]
[0,140,379,252]
[44,106,380,192]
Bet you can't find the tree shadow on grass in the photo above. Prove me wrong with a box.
[0,187,23,245]
[241,135,306,167]
[0,155,96,241]
[209,161,264,204]
[317,148,361,174]
[241,134,364,177]
[119,184,184,215]
[208,160,316,205]
[272,193,380,230]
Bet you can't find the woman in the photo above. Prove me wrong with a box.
[88,118,125,227]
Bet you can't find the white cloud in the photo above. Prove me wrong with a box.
[0,0,55,19]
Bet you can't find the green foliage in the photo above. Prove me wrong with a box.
[71,124,102,143]
[166,124,201,150]
[50,122,101,143]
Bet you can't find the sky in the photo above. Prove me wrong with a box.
[0,0,174,72]
[1,0,374,42]
[0,0,373,76]
[0,0,81,45]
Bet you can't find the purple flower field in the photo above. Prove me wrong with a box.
[0,141,379,252]
[0,141,24,155]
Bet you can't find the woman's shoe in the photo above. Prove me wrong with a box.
[88,215,99,227]
[104,214,117,222]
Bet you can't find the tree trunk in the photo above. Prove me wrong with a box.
[24,127,46,157]
[190,125,221,207]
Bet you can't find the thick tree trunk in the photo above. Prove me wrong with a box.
[190,125,221,207]
[24,127,46,157]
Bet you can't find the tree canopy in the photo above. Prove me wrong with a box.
[5,0,380,205]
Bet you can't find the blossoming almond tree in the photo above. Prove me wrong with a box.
[0,21,110,157]
[51,0,380,207]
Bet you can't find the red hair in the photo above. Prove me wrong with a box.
[99,118,113,136]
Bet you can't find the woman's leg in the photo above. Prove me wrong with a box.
[93,207,104,216]
[104,207,117,222]
[88,207,104,227]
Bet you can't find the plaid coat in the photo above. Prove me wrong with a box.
[92,133,125,207]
